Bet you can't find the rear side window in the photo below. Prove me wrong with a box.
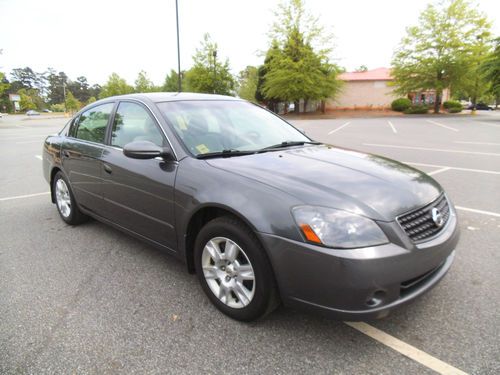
[73,103,114,143]
[111,102,164,148]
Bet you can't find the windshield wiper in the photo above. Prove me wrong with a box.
[196,149,257,159]
[260,141,321,151]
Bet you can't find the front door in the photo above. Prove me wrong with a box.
[101,101,177,251]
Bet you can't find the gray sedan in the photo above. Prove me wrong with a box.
[42,93,459,321]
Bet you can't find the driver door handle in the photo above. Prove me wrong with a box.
[103,164,113,174]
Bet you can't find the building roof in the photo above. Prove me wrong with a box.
[339,67,392,81]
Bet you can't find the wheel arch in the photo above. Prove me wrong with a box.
[183,204,259,274]
[49,166,62,203]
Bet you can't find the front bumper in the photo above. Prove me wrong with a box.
[258,213,459,320]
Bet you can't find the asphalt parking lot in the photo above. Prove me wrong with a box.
[1,112,499,374]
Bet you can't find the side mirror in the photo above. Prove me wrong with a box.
[123,141,172,160]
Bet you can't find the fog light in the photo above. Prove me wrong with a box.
[366,290,386,307]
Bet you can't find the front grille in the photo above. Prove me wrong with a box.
[397,193,450,243]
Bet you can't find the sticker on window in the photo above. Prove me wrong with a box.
[196,144,210,154]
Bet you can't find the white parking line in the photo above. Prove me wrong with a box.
[427,167,451,176]
[35,155,42,160]
[455,206,500,218]
[388,121,397,134]
[404,162,500,175]
[16,140,43,144]
[363,143,500,157]
[328,122,351,135]
[477,121,500,128]
[0,192,50,202]
[345,322,468,375]
[454,141,500,146]
[426,120,459,132]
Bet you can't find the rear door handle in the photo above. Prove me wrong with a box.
[62,150,70,158]
[103,164,113,174]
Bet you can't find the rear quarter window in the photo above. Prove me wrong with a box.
[73,103,114,143]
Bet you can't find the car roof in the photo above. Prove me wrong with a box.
[98,92,242,103]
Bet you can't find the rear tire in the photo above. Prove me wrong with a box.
[53,171,88,225]
[194,216,279,321]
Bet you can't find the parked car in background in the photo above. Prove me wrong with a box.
[42,93,459,322]
[467,103,493,110]
[42,109,52,113]
[26,110,40,116]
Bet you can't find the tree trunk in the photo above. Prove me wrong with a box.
[434,90,442,114]
[294,100,300,114]
[303,99,309,113]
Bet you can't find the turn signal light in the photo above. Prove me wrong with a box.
[300,224,322,244]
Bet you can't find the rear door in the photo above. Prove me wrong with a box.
[101,101,178,251]
[62,102,115,215]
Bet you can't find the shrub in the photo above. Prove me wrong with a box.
[404,104,429,114]
[391,98,412,112]
[50,103,66,112]
[443,100,462,113]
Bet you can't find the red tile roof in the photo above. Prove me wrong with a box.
[339,67,392,81]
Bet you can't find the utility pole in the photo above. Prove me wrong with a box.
[175,0,182,92]
[213,50,217,94]
[63,81,67,113]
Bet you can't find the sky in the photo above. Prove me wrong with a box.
[1,0,499,86]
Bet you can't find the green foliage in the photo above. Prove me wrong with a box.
[443,100,462,109]
[46,69,68,104]
[163,69,180,92]
[0,72,9,96]
[355,65,368,72]
[87,96,96,105]
[448,106,462,113]
[134,70,155,93]
[180,34,231,94]
[237,66,258,102]
[67,76,91,103]
[260,0,341,112]
[404,104,429,114]
[100,73,134,98]
[480,37,500,104]
[184,34,235,95]
[65,91,81,113]
[18,88,37,110]
[50,103,66,112]
[391,0,492,113]
[391,98,412,112]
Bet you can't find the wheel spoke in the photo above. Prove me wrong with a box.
[202,266,219,280]
[233,281,251,305]
[205,240,222,263]
[224,242,238,262]
[236,264,254,281]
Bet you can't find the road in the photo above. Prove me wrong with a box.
[0,112,499,374]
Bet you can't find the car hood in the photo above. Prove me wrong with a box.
[206,145,441,221]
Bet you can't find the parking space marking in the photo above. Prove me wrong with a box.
[328,121,350,135]
[405,162,500,175]
[427,167,451,176]
[345,322,468,375]
[477,121,500,128]
[0,192,50,202]
[454,141,500,146]
[363,143,500,157]
[426,120,459,132]
[16,140,43,144]
[35,155,42,160]
[455,206,500,218]
[388,121,397,134]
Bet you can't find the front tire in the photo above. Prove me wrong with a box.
[53,171,88,225]
[194,216,279,321]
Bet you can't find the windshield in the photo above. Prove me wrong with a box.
[157,100,310,156]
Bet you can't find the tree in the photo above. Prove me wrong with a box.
[0,72,9,97]
[355,65,368,72]
[67,76,91,103]
[237,66,259,102]
[391,0,492,113]
[10,67,38,89]
[65,91,81,113]
[46,69,68,105]
[163,69,180,92]
[18,88,37,110]
[480,37,500,107]
[260,0,341,113]
[100,73,133,98]
[184,33,235,95]
[134,70,155,93]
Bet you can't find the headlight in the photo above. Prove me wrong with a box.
[292,206,388,248]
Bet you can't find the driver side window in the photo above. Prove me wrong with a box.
[111,102,164,148]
